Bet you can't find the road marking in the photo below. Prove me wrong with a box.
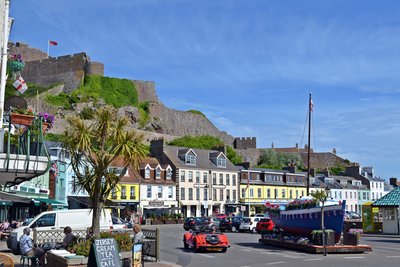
[266,262,286,265]
[343,256,365,259]
[197,254,215,258]
[241,249,252,252]
[304,258,322,261]
[386,256,400,258]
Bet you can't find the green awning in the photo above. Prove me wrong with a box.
[33,198,65,206]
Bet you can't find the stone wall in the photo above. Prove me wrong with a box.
[86,61,104,76]
[9,42,48,62]
[20,52,88,92]
[234,137,257,149]
[133,80,158,103]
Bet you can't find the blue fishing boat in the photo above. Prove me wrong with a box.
[267,200,346,243]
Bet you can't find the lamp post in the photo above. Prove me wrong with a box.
[322,186,330,256]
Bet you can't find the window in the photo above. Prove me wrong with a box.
[220,189,224,201]
[289,190,292,199]
[180,171,185,182]
[345,192,348,199]
[217,157,226,167]
[226,189,230,200]
[213,189,217,200]
[339,191,342,199]
[168,186,173,198]
[188,188,193,200]
[213,173,216,185]
[232,174,236,186]
[250,188,254,197]
[241,188,245,198]
[145,167,151,179]
[185,154,196,165]
[111,188,117,199]
[71,175,77,193]
[196,188,200,200]
[233,190,236,201]
[158,186,163,198]
[203,189,208,200]
[180,188,186,200]
[156,168,161,179]
[196,171,200,183]
[226,174,230,185]
[295,190,299,198]
[258,188,261,198]
[219,173,223,184]
[281,189,285,198]
[147,186,152,198]
[130,187,135,199]
[35,214,56,227]
[203,172,208,183]
[335,191,337,199]
[188,171,193,182]
[166,169,172,180]
[267,189,271,198]
[121,186,126,199]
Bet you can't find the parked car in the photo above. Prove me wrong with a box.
[251,213,269,218]
[255,218,275,233]
[8,209,113,255]
[183,217,208,231]
[212,213,227,220]
[239,217,260,233]
[219,218,232,232]
[112,216,128,229]
[346,211,362,220]
[208,217,221,229]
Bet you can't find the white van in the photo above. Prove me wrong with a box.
[7,209,113,254]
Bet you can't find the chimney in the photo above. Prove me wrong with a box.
[236,162,250,170]
[150,138,164,158]
[309,168,316,177]
[320,168,330,177]
[283,166,296,174]
[345,164,360,178]
[212,145,226,155]
[389,178,398,187]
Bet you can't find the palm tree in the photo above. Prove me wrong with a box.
[63,106,147,237]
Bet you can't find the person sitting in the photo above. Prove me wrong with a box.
[57,226,76,249]
[133,224,144,244]
[19,228,45,266]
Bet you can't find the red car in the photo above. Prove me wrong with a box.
[183,227,230,253]
[212,213,227,220]
[255,218,275,233]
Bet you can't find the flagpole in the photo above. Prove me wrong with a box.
[247,171,250,216]
[0,0,10,128]
[47,40,49,58]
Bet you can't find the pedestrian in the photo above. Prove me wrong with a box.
[19,228,46,266]
[57,226,76,249]
[133,224,144,244]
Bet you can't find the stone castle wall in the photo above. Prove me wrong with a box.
[9,42,48,62]
[133,80,158,103]
[234,137,257,149]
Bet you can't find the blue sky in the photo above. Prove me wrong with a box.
[9,0,400,180]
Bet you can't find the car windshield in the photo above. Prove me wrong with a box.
[22,218,33,226]
[242,218,251,223]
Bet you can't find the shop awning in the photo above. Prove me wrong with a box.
[33,198,66,206]
[0,191,31,204]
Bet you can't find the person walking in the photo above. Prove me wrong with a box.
[133,224,144,244]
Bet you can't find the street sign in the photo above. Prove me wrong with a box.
[241,206,246,211]
[204,201,208,209]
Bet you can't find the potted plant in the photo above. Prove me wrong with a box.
[39,112,55,133]
[343,229,361,246]
[3,131,19,154]
[310,229,335,246]
[10,108,34,126]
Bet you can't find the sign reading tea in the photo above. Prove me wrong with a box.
[89,238,121,267]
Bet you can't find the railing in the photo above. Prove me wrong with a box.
[32,227,160,262]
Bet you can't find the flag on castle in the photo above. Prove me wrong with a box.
[49,40,58,46]
[13,76,28,94]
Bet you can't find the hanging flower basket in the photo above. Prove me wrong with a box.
[42,122,50,134]
[8,60,25,72]
[11,113,35,126]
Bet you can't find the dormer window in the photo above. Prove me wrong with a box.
[156,168,161,179]
[217,157,226,167]
[145,167,151,179]
[185,154,196,165]
[166,169,172,180]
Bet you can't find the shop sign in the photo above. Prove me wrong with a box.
[149,200,164,207]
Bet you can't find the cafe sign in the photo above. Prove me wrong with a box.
[149,200,164,207]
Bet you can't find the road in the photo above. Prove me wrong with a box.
[146,224,400,267]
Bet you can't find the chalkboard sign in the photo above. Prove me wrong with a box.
[88,238,121,267]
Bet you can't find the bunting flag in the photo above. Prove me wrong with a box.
[49,40,58,46]
[13,76,28,94]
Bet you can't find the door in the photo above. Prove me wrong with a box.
[30,213,57,230]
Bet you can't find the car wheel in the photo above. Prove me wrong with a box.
[231,226,237,232]
[183,238,189,249]
[193,240,199,252]
[252,227,257,233]
[221,247,227,253]
[239,229,243,233]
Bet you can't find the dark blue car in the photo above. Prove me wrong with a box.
[230,216,243,232]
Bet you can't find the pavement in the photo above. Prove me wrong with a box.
[0,240,180,267]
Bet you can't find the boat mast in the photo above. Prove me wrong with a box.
[306,93,312,196]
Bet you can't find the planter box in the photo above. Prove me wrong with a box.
[343,234,359,246]
[151,220,164,225]
[164,219,176,224]
[11,113,34,126]
[311,231,335,246]
[176,219,184,224]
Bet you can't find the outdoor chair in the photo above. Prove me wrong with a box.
[20,254,38,267]
[0,252,14,267]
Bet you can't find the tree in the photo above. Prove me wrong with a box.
[63,106,147,237]
[310,189,329,256]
